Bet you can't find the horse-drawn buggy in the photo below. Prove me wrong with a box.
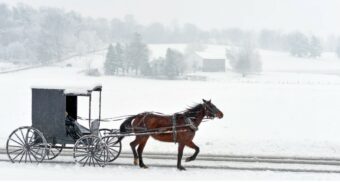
[6,85,223,170]
[6,85,121,167]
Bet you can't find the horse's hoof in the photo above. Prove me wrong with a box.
[140,165,148,169]
[133,159,139,165]
[185,157,193,162]
[177,166,186,171]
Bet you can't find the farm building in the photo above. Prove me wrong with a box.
[147,44,228,73]
[194,51,226,72]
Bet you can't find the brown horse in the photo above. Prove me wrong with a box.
[118,99,223,170]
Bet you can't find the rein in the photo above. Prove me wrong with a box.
[77,115,134,122]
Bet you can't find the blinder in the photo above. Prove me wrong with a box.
[203,103,218,119]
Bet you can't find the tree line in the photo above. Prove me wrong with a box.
[104,33,186,79]
[2,3,340,66]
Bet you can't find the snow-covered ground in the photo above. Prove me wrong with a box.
[0,162,338,181]
[1,162,340,181]
[1,47,340,180]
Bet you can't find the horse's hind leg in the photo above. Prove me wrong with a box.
[184,141,200,162]
[137,136,149,168]
[130,138,139,165]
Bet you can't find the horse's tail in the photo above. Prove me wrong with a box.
[117,115,137,142]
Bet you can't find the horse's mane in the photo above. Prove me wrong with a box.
[144,103,204,119]
[180,103,204,118]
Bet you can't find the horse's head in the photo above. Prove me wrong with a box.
[202,99,224,119]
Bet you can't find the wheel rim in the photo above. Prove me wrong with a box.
[47,144,64,160]
[102,136,121,162]
[6,126,47,163]
[74,135,108,167]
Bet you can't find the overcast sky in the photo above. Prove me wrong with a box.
[1,0,340,36]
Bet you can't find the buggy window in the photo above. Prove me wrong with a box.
[66,96,77,119]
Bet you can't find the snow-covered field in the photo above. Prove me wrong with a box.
[1,47,340,180]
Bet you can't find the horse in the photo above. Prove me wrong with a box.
[118,99,224,170]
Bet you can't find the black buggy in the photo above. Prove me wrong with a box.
[6,85,122,167]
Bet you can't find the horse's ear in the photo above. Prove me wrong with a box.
[208,99,211,103]
[202,99,207,103]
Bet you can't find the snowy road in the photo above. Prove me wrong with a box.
[2,148,340,174]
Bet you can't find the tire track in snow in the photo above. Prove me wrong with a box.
[1,149,340,174]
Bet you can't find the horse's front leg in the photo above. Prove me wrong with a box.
[177,143,186,170]
[185,141,200,162]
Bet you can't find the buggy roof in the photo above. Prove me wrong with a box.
[31,84,102,96]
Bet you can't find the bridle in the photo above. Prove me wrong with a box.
[202,102,218,119]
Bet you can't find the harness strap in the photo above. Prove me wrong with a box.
[172,114,177,143]
[185,117,198,131]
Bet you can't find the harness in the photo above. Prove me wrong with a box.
[185,117,198,131]
[172,114,198,143]
[203,103,218,119]
[172,114,177,143]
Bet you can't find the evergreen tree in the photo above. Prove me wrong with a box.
[150,57,165,76]
[164,48,185,79]
[309,36,322,58]
[104,44,115,75]
[140,62,152,76]
[114,43,124,74]
[164,49,177,79]
[125,33,149,75]
[287,32,310,57]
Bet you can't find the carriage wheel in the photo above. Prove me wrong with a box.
[73,135,108,167]
[99,129,119,138]
[6,126,47,163]
[101,136,122,162]
[47,144,65,160]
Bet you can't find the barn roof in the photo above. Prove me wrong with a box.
[195,49,226,60]
[31,83,102,96]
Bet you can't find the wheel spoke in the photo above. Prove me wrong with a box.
[97,149,104,158]
[19,151,25,163]
[9,138,24,146]
[83,157,89,167]
[27,132,34,144]
[50,149,56,157]
[79,139,86,146]
[30,147,43,155]
[78,155,88,163]
[12,150,24,161]
[75,153,87,158]
[108,149,116,158]
[27,151,32,163]
[91,157,95,167]
[25,128,30,143]
[14,133,25,145]
[8,145,22,148]
[88,157,92,167]
[109,148,119,154]
[8,148,23,154]
[75,150,88,154]
[90,157,94,167]
[95,158,101,166]
[19,129,26,144]
[24,151,28,163]
[106,138,116,144]
[30,148,44,158]
[28,150,39,161]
